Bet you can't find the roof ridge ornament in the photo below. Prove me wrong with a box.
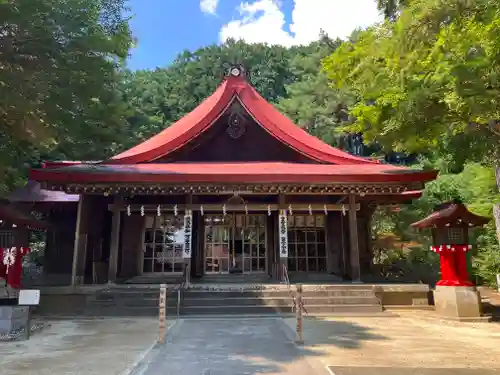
[226,64,247,78]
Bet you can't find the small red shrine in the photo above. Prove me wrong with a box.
[412,200,490,321]
[0,200,48,289]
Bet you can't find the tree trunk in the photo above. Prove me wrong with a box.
[496,167,500,244]
[496,167,500,291]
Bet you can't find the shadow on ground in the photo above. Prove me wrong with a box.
[297,316,388,350]
[130,317,388,375]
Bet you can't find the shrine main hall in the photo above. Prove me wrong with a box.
[26,65,437,285]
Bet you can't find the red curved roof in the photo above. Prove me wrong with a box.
[29,162,438,184]
[108,75,377,165]
[411,202,490,229]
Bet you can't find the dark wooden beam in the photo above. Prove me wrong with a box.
[348,194,361,282]
[108,196,122,283]
[110,203,360,213]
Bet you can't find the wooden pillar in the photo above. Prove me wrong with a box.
[340,212,349,278]
[348,194,361,282]
[266,214,275,278]
[71,195,90,286]
[108,197,122,283]
[196,213,205,278]
[326,213,342,275]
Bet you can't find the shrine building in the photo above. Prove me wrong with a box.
[27,65,438,285]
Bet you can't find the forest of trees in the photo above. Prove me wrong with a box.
[1,0,499,284]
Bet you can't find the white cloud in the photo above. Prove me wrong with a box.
[200,0,219,15]
[219,0,383,46]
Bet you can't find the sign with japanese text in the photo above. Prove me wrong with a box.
[183,211,193,259]
[278,210,288,258]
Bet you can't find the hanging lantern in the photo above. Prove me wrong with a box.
[127,205,131,216]
[288,204,293,216]
[267,205,271,216]
[157,205,161,217]
[324,204,328,216]
[174,205,178,217]
[200,205,204,216]
[140,205,145,217]
[308,204,312,216]
[342,204,347,216]
[244,204,248,215]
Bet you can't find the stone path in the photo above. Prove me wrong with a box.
[0,318,161,375]
[284,313,500,375]
[130,318,319,375]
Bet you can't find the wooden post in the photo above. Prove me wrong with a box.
[71,196,84,286]
[108,198,122,283]
[348,194,361,282]
[295,283,304,344]
[158,284,167,344]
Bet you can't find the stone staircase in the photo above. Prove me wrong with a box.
[84,283,383,317]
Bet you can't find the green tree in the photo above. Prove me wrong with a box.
[276,38,358,148]
[0,0,133,192]
[323,0,500,160]
[376,0,407,21]
[323,0,500,284]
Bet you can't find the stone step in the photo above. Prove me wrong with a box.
[182,296,380,307]
[92,289,376,302]
[84,303,383,317]
[89,295,380,308]
[182,289,376,298]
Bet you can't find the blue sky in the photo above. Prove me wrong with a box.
[126,0,382,71]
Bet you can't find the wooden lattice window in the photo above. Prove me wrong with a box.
[143,215,185,274]
[447,227,464,244]
[287,215,327,272]
[0,230,15,248]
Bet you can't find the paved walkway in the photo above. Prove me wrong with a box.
[130,318,319,375]
[0,318,161,375]
[284,312,500,375]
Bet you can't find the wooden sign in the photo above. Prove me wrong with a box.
[183,211,193,259]
[278,210,288,258]
[18,289,40,306]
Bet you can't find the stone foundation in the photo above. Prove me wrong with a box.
[0,306,29,334]
[434,285,489,322]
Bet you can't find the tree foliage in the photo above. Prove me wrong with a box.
[0,0,133,192]
[276,38,358,148]
[323,0,500,162]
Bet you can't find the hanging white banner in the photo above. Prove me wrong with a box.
[278,210,288,258]
[183,211,193,259]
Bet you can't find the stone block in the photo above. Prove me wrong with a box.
[0,306,29,333]
[433,285,487,322]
